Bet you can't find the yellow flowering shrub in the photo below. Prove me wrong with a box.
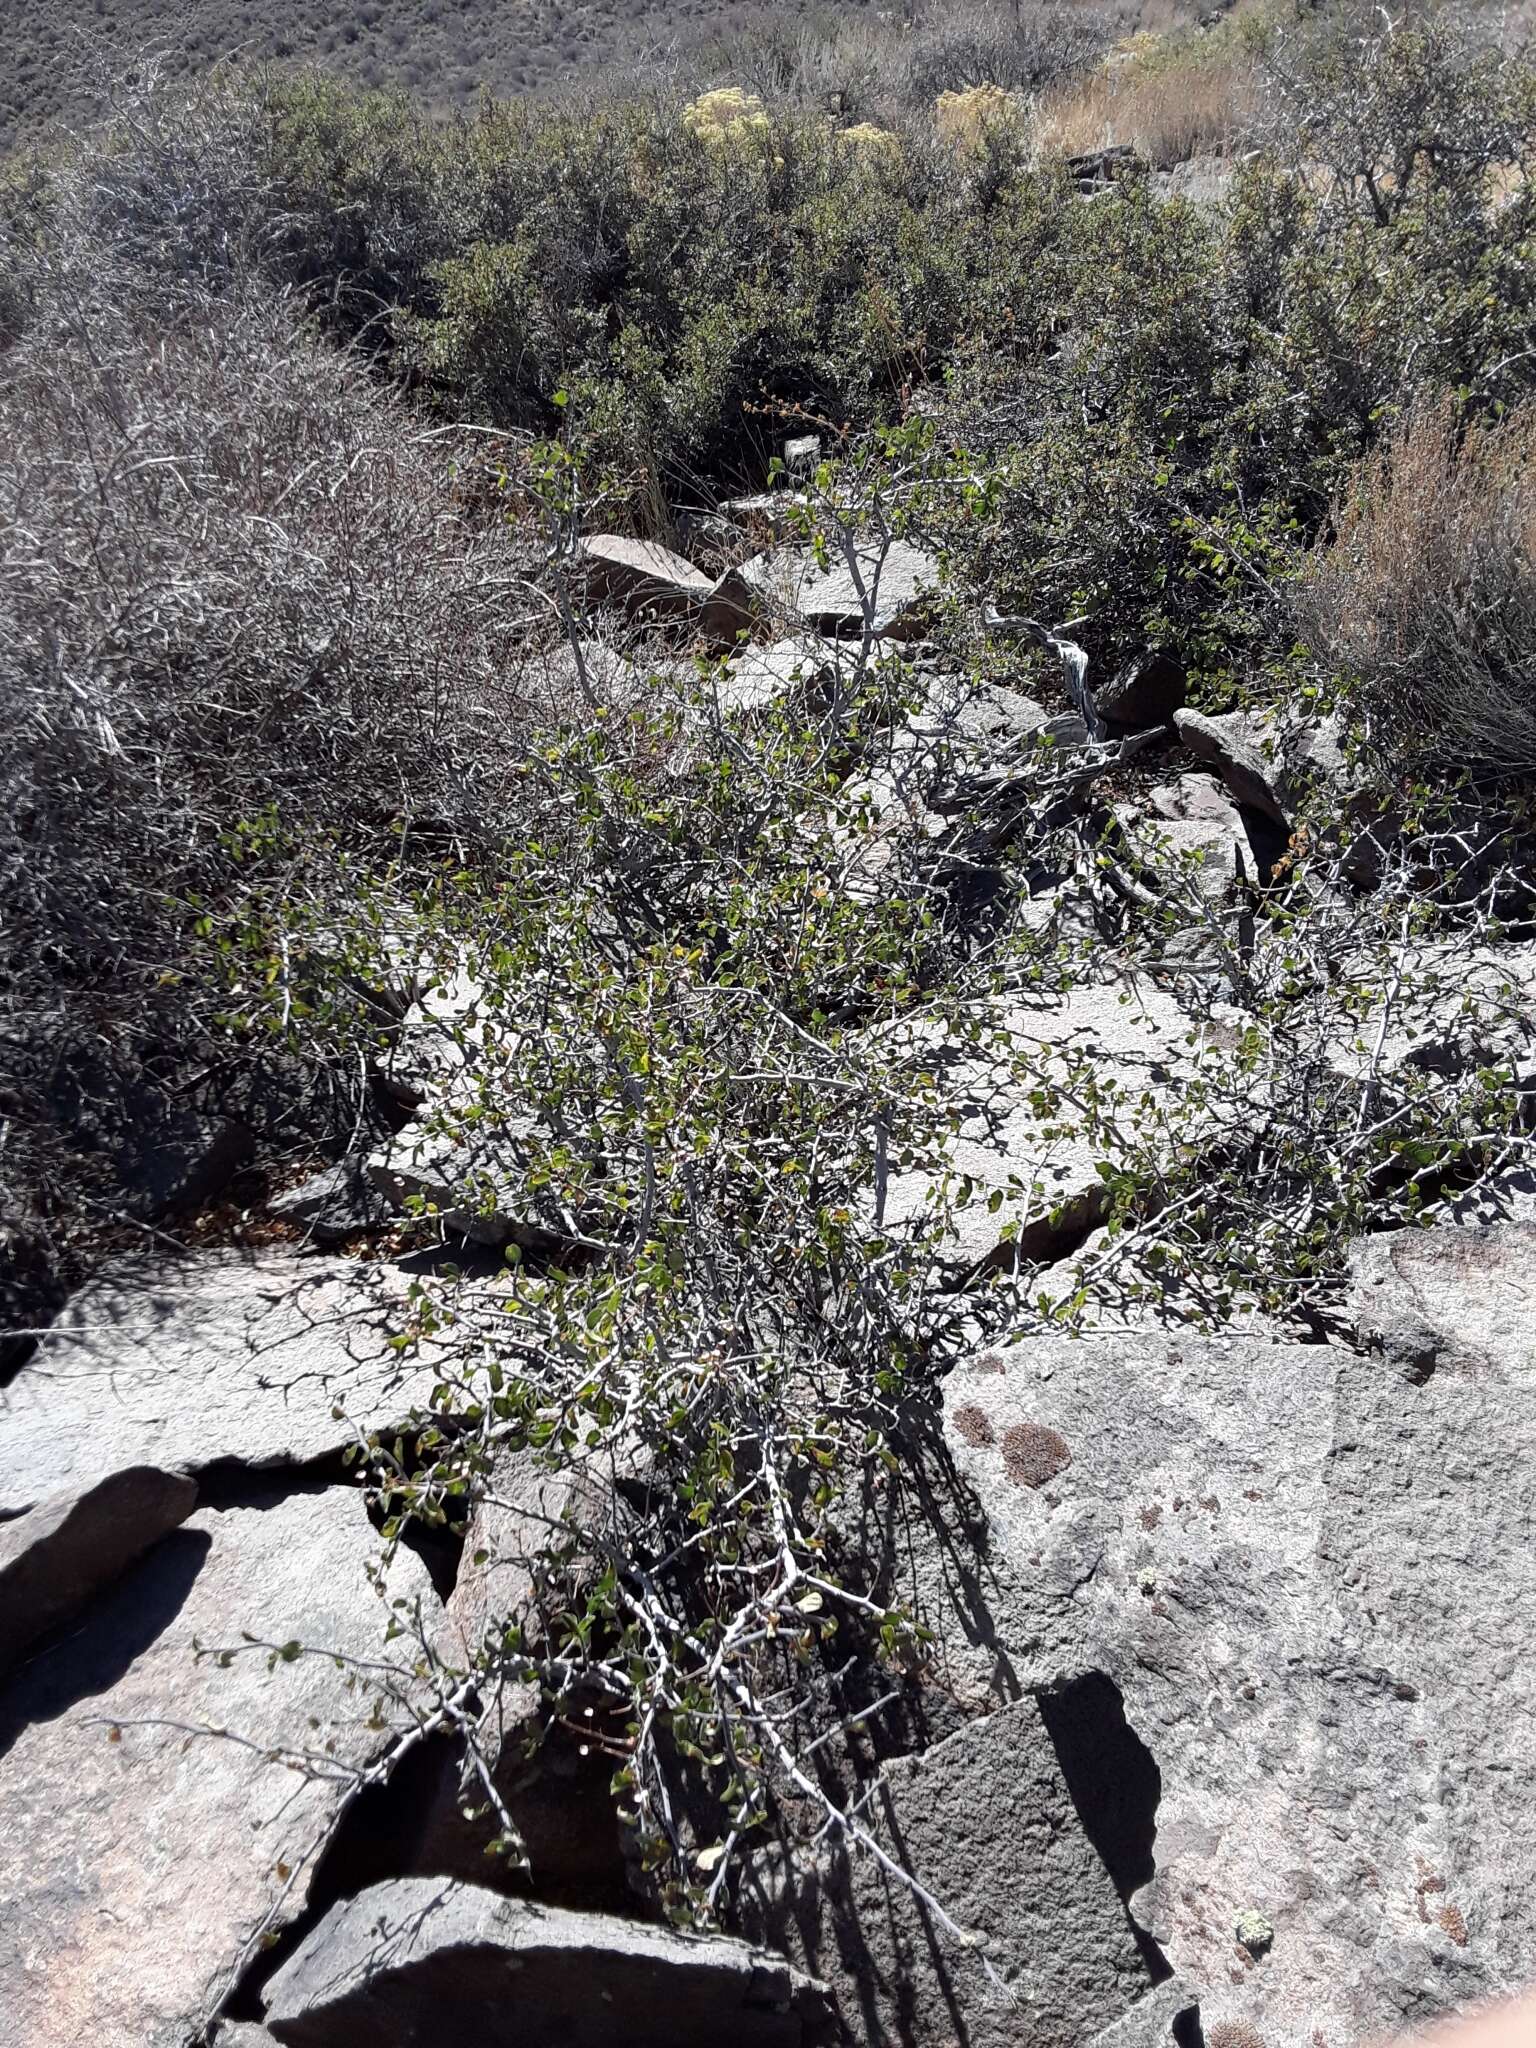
[837,122,903,167]
[682,87,772,150]
[934,84,1025,155]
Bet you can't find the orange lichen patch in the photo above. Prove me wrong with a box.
[1437,1903,1469,1947]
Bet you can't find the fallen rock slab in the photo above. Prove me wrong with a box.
[942,1315,1536,2046]
[261,1877,830,2048]
[742,539,939,640]
[0,1253,442,1515]
[0,1465,197,1673]
[0,1487,443,2048]
[739,1695,1153,2048]
[578,534,752,641]
[1172,707,1294,825]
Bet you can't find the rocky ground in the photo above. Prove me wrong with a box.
[6,512,1536,2048]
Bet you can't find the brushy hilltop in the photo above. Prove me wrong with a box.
[0,0,1169,146]
[6,4,1536,2040]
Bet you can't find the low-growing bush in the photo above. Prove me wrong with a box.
[0,88,536,1284]
[1299,400,1536,779]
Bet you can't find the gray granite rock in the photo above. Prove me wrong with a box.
[0,1253,442,1515]
[270,1161,393,1246]
[741,540,940,640]
[577,532,709,614]
[0,1465,197,1672]
[909,675,1079,755]
[869,988,1241,1272]
[942,1323,1536,2046]
[1146,777,1245,828]
[1324,939,1536,1086]
[261,1877,830,2048]
[1106,798,1246,905]
[739,1696,1154,2048]
[0,1488,443,2048]
[577,534,751,640]
[1349,1220,1536,1385]
[717,637,837,715]
[1087,1976,1200,2047]
[1172,707,1294,826]
[366,963,597,1247]
[1098,653,1186,731]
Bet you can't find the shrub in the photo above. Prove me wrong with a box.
[1298,399,1536,780]
[933,81,1026,154]
[0,83,534,1282]
[1252,2,1532,224]
[681,84,773,148]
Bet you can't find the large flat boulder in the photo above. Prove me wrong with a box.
[261,1877,830,2048]
[739,1695,1154,2048]
[941,1315,1536,2045]
[0,1254,441,1515]
[0,1465,197,1673]
[0,1487,443,2048]
[869,988,1241,1272]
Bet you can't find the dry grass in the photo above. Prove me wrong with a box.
[1036,30,1257,163]
[1298,399,1536,778]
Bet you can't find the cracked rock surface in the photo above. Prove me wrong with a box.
[0,1253,443,1514]
[942,1311,1536,2047]
[0,1485,444,2048]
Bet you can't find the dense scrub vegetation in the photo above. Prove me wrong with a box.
[7,0,1536,1948]
[0,0,1139,148]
